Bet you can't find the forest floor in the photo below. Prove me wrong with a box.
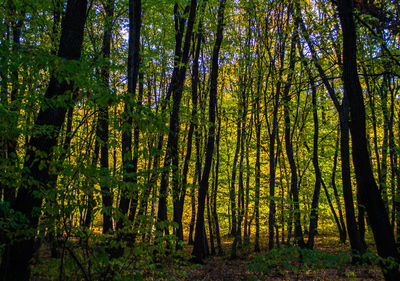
[175,235,384,280]
[32,233,384,280]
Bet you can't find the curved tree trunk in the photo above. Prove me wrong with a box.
[337,0,400,279]
[157,0,197,235]
[297,2,364,256]
[0,1,88,279]
[192,0,226,262]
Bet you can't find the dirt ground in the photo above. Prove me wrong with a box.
[179,236,384,281]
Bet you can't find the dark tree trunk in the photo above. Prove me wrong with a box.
[131,71,146,239]
[118,0,142,229]
[158,0,197,235]
[192,0,225,262]
[297,6,365,256]
[337,0,400,279]
[244,127,251,244]
[283,26,305,247]
[99,0,114,235]
[331,131,347,243]
[213,108,223,255]
[84,112,101,229]
[175,7,203,245]
[189,113,203,245]
[387,86,399,229]
[254,45,262,252]
[188,153,199,245]
[254,95,261,251]
[307,69,322,250]
[268,8,290,248]
[396,108,400,242]
[229,112,240,236]
[268,88,279,250]
[340,92,366,256]
[231,38,249,257]
[207,190,215,255]
[0,1,88,279]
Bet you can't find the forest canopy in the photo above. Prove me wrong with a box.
[1,0,400,280]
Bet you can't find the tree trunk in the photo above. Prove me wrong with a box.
[192,0,225,262]
[118,0,142,230]
[207,190,215,255]
[99,0,114,235]
[229,112,240,236]
[175,9,203,245]
[231,40,249,256]
[213,108,223,255]
[254,68,261,251]
[306,68,322,250]
[297,4,365,256]
[283,25,305,247]
[0,1,88,279]
[158,0,197,235]
[331,131,347,243]
[337,0,400,278]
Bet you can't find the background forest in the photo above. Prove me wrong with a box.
[1,0,400,280]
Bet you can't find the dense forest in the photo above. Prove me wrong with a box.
[1,0,400,280]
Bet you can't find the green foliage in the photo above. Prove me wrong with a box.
[31,228,189,281]
[248,246,351,277]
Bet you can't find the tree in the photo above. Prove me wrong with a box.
[0,0,88,279]
[337,0,400,278]
[118,0,142,231]
[192,0,226,262]
[157,0,197,237]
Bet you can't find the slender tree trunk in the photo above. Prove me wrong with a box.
[192,0,225,262]
[268,8,290,248]
[189,117,203,245]
[244,128,251,244]
[254,72,261,252]
[231,53,249,257]
[297,5,364,256]
[268,87,279,250]
[213,108,223,254]
[207,190,215,255]
[306,69,322,250]
[331,131,347,243]
[99,0,114,234]
[387,86,399,229]
[229,114,240,236]
[283,26,305,247]
[84,112,100,229]
[175,10,203,245]
[158,0,197,235]
[118,0,142,230]
[396,108,400,241]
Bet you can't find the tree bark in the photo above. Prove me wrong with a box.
[157,0,197,235]
[337,0,400,278]
[118,0,142,229]
[297,3,365,256]
[0,1,88,279]
[283,24,305,247]
[331,131,347,243]
[306,68,322,250]
[99,0,114,234]
[192,0,225,262]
